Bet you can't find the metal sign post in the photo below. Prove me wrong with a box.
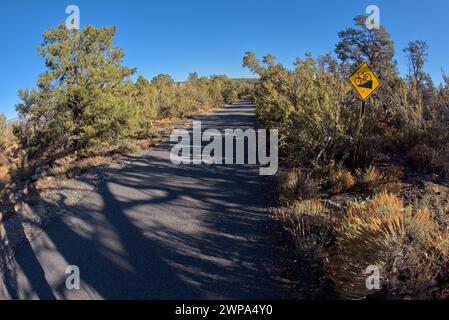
[352,100,366,169]
[348,61,381,169]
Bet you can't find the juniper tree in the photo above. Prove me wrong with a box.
[130,76,158,137]
[243,52,353,167]
[14,24,137,157]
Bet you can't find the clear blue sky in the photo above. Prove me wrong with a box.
[1,0,448,120]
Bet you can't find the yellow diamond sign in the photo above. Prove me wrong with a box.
[348,62,381,101]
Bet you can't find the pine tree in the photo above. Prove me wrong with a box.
[14,24,137,157]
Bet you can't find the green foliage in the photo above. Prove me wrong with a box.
[250,16,449,300]
[244,52,355,168]
[14,24,137,157]
[0,113,6,149]
[130,73,251,119]
[151,74,175,86]
[13,23,254,159]
[335,15,396,76]
[246,16,449,173]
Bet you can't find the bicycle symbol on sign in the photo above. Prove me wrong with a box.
[348,61,381,101]
[354,72,373,88]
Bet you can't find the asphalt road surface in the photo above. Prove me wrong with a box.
[0,100,286,300]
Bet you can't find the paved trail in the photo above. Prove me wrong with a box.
[0,101,286,300]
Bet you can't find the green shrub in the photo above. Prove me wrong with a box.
[249,14,449,301]
[0,113,6,150]
[244,52,356,169]
[14,24,138,157]
[329,167,355,194]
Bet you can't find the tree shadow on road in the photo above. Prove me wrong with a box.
[1,102,287,299]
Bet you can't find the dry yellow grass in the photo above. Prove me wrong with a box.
[0,163,9,183]
[274,199,336,261]
[0,152,14,194]
[278,168,319,203]
[329,167,355,194]
[277,168,302,201]
[275,167,449,299]
[355,165,402,195]
[325,192,449,299]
